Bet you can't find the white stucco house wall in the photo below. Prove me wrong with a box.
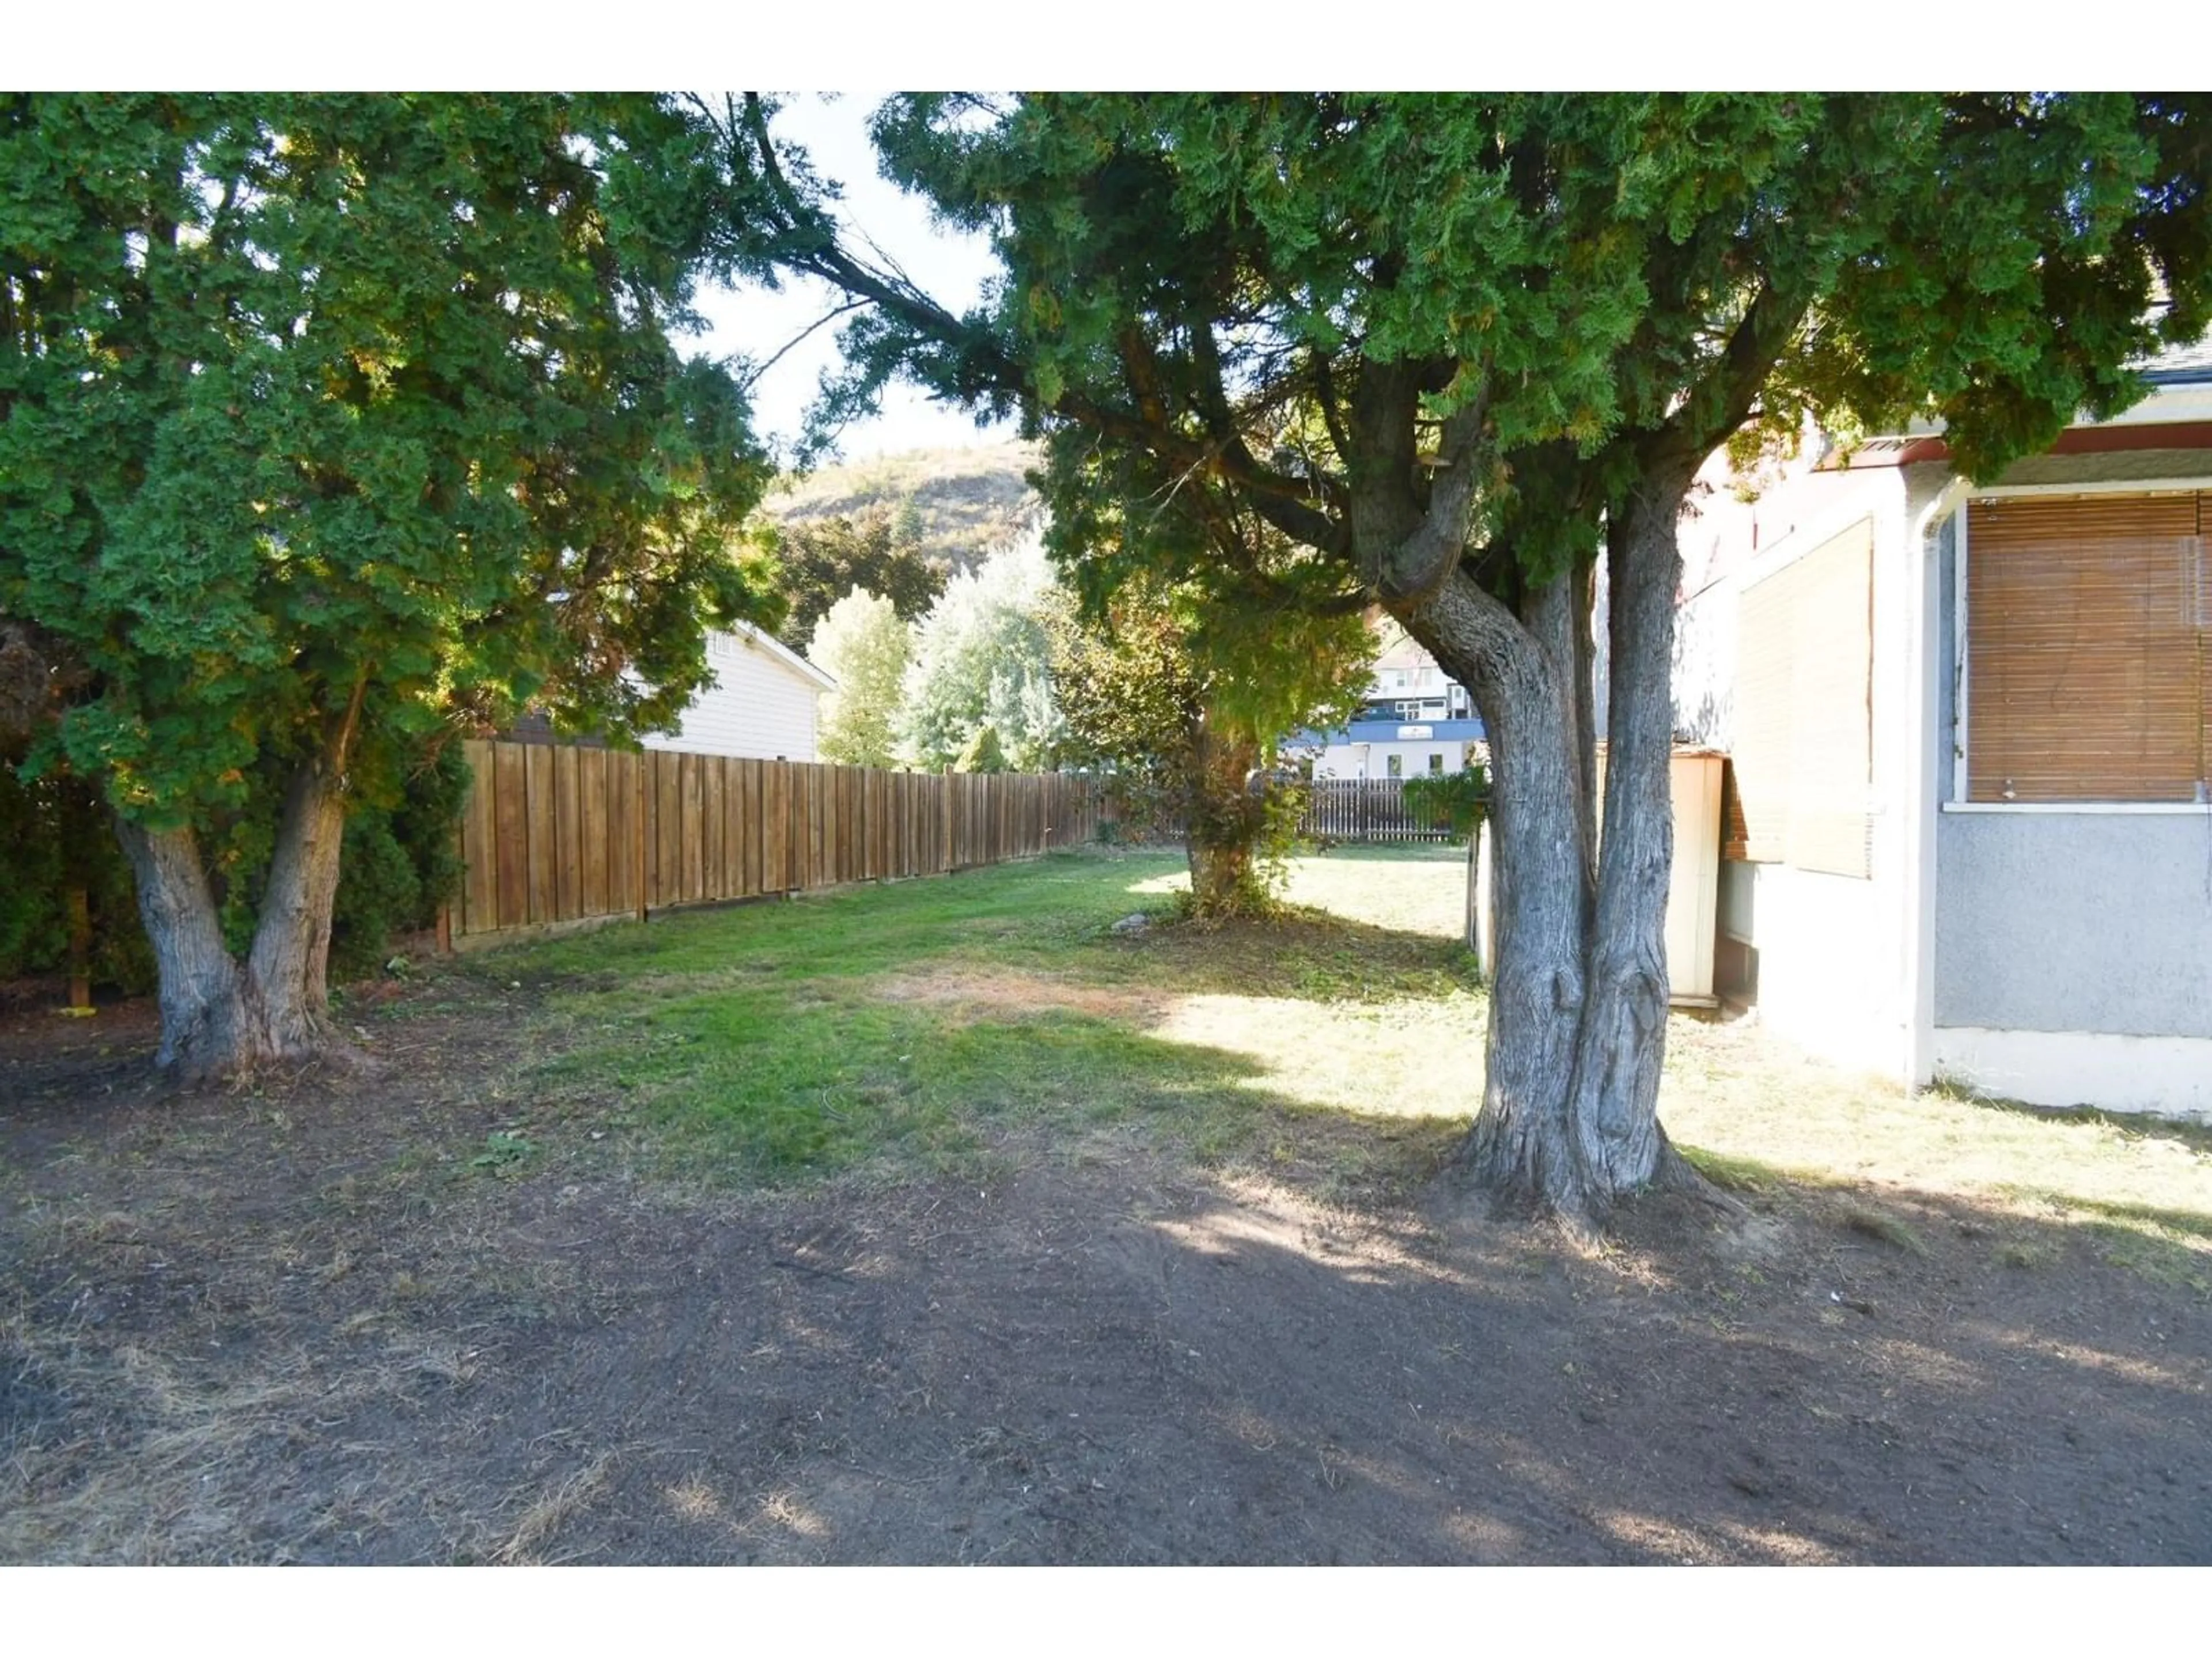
[641,623,838,762]
[1671,337,2212,1120]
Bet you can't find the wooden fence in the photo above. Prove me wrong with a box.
[1298,778,1456,844]
[449,740,1100,943]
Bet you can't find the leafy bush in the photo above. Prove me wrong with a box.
[0,769,155,993]
[1400,761,1492,841]
[0,738,469,994]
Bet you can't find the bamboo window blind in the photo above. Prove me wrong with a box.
[1964,493,2210,804]
[1733,518,1875,877]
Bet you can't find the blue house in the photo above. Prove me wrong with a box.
[1301,624,1486,779]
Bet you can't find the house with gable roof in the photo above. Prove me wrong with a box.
[640,622,838,763]
[506,621,838,762]
[1304,619,1487,781]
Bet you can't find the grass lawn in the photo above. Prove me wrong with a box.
[464,843,1484,1196]
[468,842,2210,1284]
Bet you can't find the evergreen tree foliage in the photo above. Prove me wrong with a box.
[953,724,1007,774]
[1050,570,1369,912]
[766,504,946,649]
[0,93,781,1074]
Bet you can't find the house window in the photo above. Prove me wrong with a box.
[1387,754,1404,779]
[1427,753,1445,775]
[1733,518,1874,877]
[1964,493,2209,803]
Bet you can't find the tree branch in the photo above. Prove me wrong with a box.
[737,299,869,392]
[1378,395,1490,603]
[1641,277,1811,472]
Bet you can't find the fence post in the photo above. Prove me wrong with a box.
[634,749,648,923]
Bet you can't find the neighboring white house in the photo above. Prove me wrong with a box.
[1304,621,1486,780]
[641,623,838,762]
[1671,335,2212,1119]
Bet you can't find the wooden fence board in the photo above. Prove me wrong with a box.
[812,762,827,886]
[607,751,634,918]
[724,757,743,898]
[699,756,718,900]
[513,747,544,929]
[768,761,786,893]
[494,744,525,929]
[448,740,1097,941]
[552,746,581,923]
[679,755,703,903]
[579,749,607,919]
[726,756,745,897]
[652,752,677,908]
[737,759,759,897]
[461,738,497,934]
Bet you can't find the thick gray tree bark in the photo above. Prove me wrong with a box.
[116,815,247,1078]
[1392,467,1702,1229]
[1560,478,1696,1199]
[115,746,355,1083]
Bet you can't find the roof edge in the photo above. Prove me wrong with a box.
[730,622,838,692]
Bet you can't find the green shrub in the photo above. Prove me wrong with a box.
[1,738,469,994]
[1400,761,1492,842]
[0,768,154,993]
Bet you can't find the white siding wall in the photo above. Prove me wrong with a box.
[642,630,823,761]
[1672,461,1945,1082]
[1311,740,1472,780]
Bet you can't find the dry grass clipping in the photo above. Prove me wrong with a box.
[495,1454,614,1564]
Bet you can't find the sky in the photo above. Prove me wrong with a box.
[686,94,1016,463]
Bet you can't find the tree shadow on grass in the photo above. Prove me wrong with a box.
[8,842,2208,1564]
[1088,906,1478,1005]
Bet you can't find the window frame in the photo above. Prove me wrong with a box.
[1949,480,2212,813]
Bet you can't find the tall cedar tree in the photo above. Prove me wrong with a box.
[1,94,779,1079]
[733,93,2212,1225]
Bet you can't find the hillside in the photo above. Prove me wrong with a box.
[762,441,1043,574]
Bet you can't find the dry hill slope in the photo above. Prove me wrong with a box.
[763,442,1043,574]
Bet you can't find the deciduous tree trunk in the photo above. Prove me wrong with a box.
[115,751,355,1082]
[1395,469,1700,1230]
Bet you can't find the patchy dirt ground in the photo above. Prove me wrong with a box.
[4,987,2209,1565]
